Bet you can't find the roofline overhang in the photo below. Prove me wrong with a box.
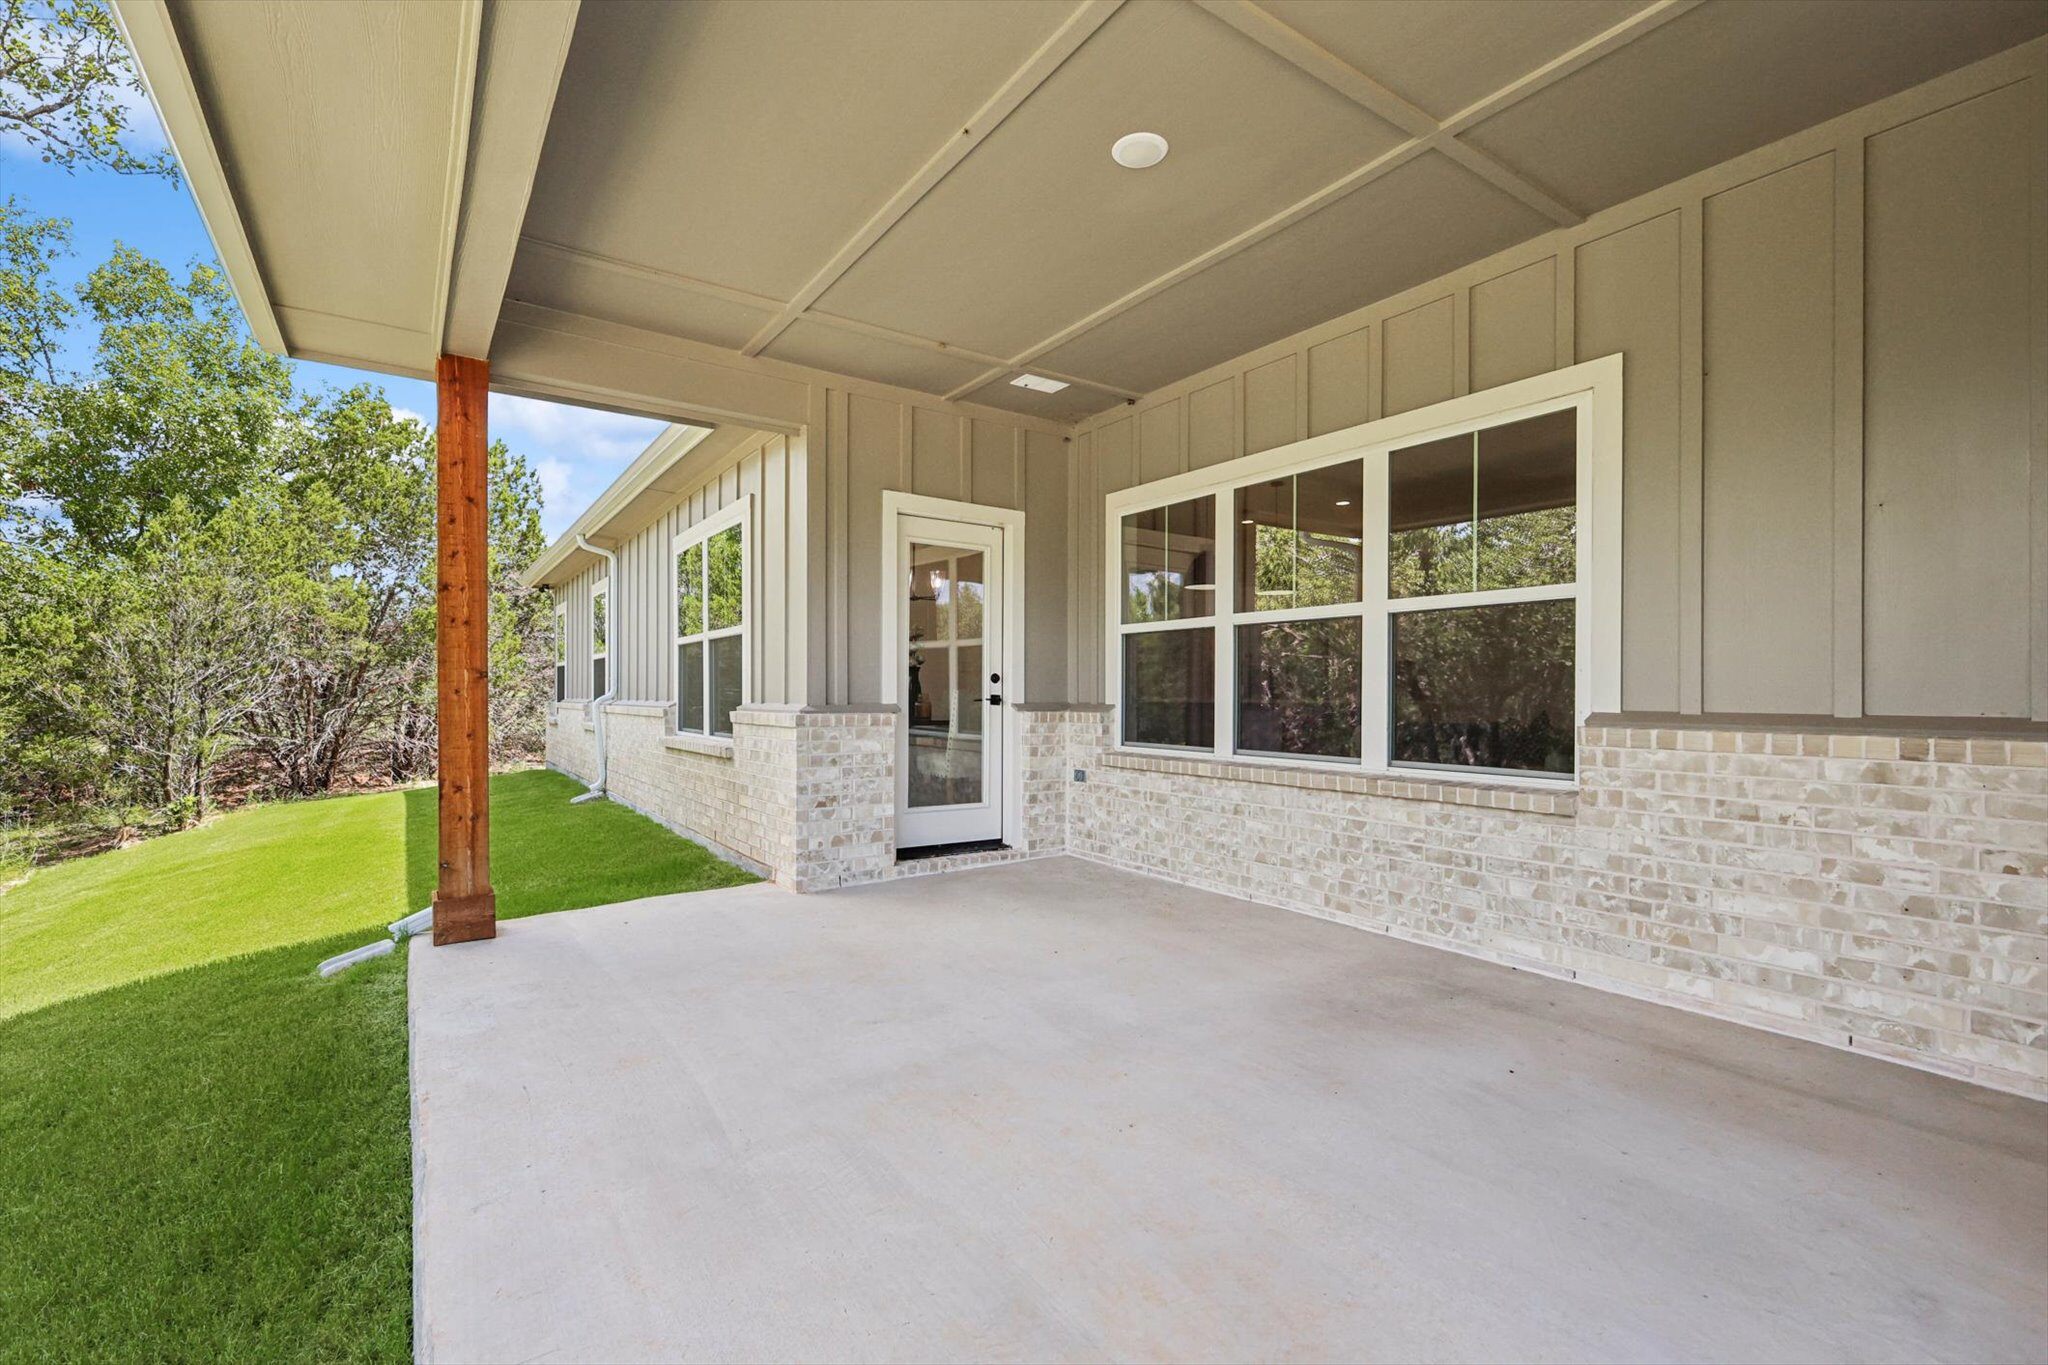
[521,421,775,590]
[112,0,287,356]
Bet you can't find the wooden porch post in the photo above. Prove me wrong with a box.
[432,353,496,944]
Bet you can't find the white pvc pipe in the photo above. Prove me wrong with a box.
[572,534,618,803]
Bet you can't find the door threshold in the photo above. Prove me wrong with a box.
[896,839,1008,863]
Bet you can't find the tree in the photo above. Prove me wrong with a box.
[0,0,177,179]
[25,246,292,551]
[17,496,284,819]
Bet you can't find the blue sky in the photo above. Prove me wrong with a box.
[0,97,664,541]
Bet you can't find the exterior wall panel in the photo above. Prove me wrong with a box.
[1071,45,2046,724]
[1701,155,1838,713]
[1863,83,2036,717]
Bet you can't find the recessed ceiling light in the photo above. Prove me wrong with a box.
[1010,373,1069,393]
[1111,131,1169,169]
[1335,499,1352,507]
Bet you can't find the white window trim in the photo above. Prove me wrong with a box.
[670,495,752,742]
[1101,354,1622,786]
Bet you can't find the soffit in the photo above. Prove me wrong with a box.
[1255,0,1649,121]
[511,0,2048,423]
[810,0,1409,359]
[1462,0,2048,212]
[519,0,1073,302]
[140,0,2048,421]
[1034,151,1552,394]
[165,0,473,374]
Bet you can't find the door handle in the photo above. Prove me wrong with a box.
[972,694,1003,706]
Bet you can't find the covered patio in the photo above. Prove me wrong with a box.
[411,858,2048,1363]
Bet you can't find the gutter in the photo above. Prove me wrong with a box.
[572,534,618,804]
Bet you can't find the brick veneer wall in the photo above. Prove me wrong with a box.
[1043,709,2047,1099]
[554,700,2044,1095]
[545,703,896,891]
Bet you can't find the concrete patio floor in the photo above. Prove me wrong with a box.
[410,856,2047,1364]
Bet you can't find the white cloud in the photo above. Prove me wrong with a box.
[484,395,667,541]
[391,406,430,428]
[488,393,665,469]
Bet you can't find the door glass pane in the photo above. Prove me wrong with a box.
[1236,617,1362,760]
[678,641,704,733]
[957,645,983,737]
[905,541,986,810]
[955,553,985,640]
[709,635,742,737]
[1122,628,1214,749]
[1475,409,1576,590]
[1391,598,1574,774]
[908,555,948,644]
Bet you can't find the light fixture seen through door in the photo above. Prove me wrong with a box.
[1111,131,1168,169]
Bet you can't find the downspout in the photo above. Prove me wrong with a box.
[572,534,617,804]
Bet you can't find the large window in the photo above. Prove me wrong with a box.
[674,506,747,739]
[590,579,608,698]
[1107,377,1606,781]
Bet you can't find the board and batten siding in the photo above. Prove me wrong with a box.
[1068,39,2048,724]
[823,390,1069,707]
[555,429,807,710]
[553,397,1069,715]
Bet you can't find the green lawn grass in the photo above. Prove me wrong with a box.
[0,769,755,1362]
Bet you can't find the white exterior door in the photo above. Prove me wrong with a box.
[895,514,1006,849]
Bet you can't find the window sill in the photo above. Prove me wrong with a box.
[1099,749,1576,816]
[664,732,735,760]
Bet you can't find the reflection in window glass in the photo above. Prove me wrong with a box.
[676,544,704,634]
[1123,497,1215,623]
[1236,617,1361,760]
[1390,410,1576,598]
[709,634,743,737]
[706,525,743,629]
[592,585,609,653]
[1235,460,1363,612]
[1123,628,1214,748]
[955,553,985,640]
[678,641,704,732]
[1476,409,1575,590]
[1391,598,1574,774]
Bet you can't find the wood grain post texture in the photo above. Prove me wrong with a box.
[432,354,496,944]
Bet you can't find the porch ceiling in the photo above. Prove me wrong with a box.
[122,0,2048,425]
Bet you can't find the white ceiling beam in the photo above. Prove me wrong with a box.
[1198,0,1579,227]
[948,0,1706,401]
[519,236,1142,400]
[110,0,287,355]
[430,0,485,360]
[442,0,582,359]
[739,0,1124,358]
[942,138,1433,401]
[1437,0,1706,138]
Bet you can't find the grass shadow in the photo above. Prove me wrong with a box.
[402,783,435,916]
